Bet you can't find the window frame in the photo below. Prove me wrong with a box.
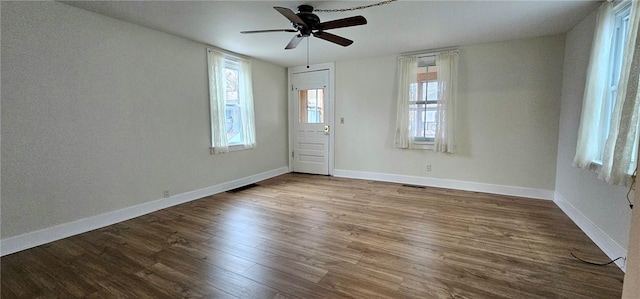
[222,59,245,150]
[595,1,633,165]
[409,56,438,147]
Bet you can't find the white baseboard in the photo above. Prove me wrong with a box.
[553,193,627,271]
[0,167,289,256]
[333,169,554,200]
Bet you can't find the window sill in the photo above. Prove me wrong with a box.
[588,160,603,172]
[209,144,251,155]
[410,142,434,150]
[584,160,636,184]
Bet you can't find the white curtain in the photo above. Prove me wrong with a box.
[394,55,418,149]
[238,58,257,150]
[434,50,458,153]
[207,49,229,154]
[573,2,615,169]
[207,49,256,154]
[599,0,640,185]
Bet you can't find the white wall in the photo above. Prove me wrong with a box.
[1,2,288,239]
[334,35,564,192]
[554,9,631,256]
[622,183,640,297]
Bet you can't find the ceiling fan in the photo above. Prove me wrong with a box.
[241,5,367,50]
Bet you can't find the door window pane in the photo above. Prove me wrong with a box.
[299,89,324,123]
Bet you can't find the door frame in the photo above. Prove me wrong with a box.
[288,62,335,175]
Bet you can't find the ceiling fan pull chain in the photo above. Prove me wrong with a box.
[314,0,397,13]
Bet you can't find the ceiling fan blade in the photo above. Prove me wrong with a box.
[274,7,305,26]
[313,32,353,47]
[241,29,298,34]
[317,16,367,31]
[285,35,305,50]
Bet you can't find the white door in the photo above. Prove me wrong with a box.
[291,69,331,175]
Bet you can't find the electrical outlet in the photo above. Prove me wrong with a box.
[426,164,432,172]
[164,190,170,198]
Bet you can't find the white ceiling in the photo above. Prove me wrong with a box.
[62,0,600,67]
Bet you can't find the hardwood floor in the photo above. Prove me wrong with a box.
[1,173,625,298]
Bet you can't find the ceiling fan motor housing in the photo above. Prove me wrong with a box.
[296,5,320,36]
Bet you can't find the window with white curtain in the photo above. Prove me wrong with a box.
[207,49,256,154]
[574,0,639,185]
[599,3,632,163]
[394,50,458,153]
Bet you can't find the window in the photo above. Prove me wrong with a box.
[207,49,256,154]
[409,60,438,143]
[224,62,244,145]
[394,50,458,153]
[598,3,632,163]
[299,89,324,124]
[574,0,638,185]
[608,3,637,169]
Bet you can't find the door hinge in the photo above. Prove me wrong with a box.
[292,151,294,158]
[291,85,294,91]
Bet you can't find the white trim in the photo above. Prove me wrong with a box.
[408,142,435,150]
[0,167,289,256]
[333,169,555,200]
[209,144,250,154]
[553,193,627,271]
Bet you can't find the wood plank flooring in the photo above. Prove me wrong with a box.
[1,173,625,298]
